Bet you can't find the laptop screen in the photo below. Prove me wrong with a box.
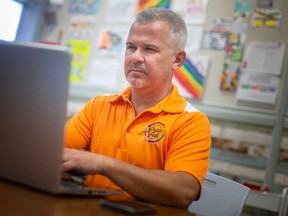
[0,41,71,192]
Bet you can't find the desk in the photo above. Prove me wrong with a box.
[0,180,196,216]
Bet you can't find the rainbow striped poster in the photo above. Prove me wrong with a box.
[173,56,210,99]
[137,0,171,12]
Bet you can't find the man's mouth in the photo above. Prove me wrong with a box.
[129,68,145,73]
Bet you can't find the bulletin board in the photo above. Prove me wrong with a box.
[199,0,288,111]
[40,0,288,113]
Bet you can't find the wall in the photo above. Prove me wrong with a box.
[40,0,288,109]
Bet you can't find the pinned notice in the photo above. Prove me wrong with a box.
[242,41,285,76]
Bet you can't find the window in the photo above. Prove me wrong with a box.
[0,0,23,41]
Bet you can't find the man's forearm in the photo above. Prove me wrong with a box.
[62,148,200,208]
[102,158,199,208]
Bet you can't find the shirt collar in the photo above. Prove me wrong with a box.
[109,85,187,114]
[109,87,132,103]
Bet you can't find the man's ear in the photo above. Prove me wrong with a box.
[172,50,186,70]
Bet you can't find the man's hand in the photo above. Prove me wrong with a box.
[62,148,106,175]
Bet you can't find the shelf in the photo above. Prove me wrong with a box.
[186,99,288,129]
[210,147,288,175]
[245,188,288,214]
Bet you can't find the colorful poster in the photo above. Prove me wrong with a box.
[137,0,171,12]
[68,0,100,14]
[234,0,253,23]
[234,0,253,13]
[220,59,241,92]
[66,40,90,82]
[96,28,128,56]
[251,8,282,28]
[173,56,210,99]
[218,1,248,94]
[225,33,245,61]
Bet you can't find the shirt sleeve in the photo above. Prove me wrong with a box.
[164,112,211,186]
[65,98,96,150]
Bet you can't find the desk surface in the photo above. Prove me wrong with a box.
[0,179,196,216]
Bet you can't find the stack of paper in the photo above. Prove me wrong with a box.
[236,73,280,108]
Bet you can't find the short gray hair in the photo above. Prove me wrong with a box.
[135,8,187,51]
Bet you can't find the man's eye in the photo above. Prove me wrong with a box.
[127,46,136,51]
[145,47,156,52]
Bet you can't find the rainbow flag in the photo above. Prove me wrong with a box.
[137,0,171,12]
[174,58,204,99]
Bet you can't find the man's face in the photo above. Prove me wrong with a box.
[124,21,178,91]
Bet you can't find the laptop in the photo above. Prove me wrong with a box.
[0,41,122,196]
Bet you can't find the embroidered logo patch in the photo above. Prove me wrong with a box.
[144,122,165,143]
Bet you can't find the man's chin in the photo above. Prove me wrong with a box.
[129,83,144,89]
[127,78,145,89]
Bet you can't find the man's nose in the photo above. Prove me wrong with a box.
[131,49,144,63]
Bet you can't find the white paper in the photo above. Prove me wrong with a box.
[171,0,209,24]
[88,58,120,89]
[242,41,285,75]
[236,73,280,107]
[186,25,203,53]
[105,0,137,23]
[67,15,97,40]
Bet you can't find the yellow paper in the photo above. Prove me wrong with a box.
[67,40,90,82]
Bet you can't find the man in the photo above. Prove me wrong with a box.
[62,8,211,209]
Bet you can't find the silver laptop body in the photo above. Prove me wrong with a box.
[0,41,122,196]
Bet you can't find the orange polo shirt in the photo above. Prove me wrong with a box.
[65,85,211,197]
